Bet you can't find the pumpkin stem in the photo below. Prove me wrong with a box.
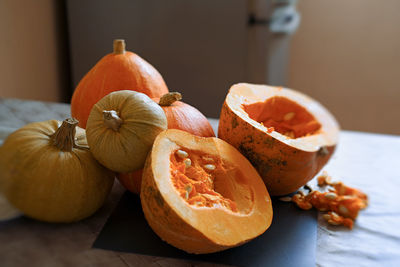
[50,118,78,152]
[159,92,182,106]
[113,39,126,54]
[103,110,123,131]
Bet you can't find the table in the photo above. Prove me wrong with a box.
[0,98,399,267]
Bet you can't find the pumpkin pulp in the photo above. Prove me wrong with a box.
[170,150,239,212]
[243,96,322,139]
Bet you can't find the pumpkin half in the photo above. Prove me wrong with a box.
[141,129,273,254]
[118,92,215,194]
[218,83,339,196]
[71,39,169,128]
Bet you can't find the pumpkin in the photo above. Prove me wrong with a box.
[118,92,215,194]
[71,39,169,128]
[0,191,21,221]
[218,83,339,196]
[141,129,273,254]
[86,90,168,173]
[0,118,114,223]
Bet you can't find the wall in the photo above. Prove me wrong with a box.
[288,0,400,135]
[0,0,67,102]
[2,0,399,135]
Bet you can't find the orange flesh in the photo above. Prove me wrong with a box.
[243,96,322,138]
[170,149,238,212]
[292,174,368,229]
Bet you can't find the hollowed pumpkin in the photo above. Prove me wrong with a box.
[141,129,273,254]
[218,83,339,196]
[118,92,215,194]
[71,39,169,128]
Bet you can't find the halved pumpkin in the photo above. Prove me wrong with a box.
[141,129,273,254]
[218,83,339,196]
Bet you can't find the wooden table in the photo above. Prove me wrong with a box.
[1,98,399,267]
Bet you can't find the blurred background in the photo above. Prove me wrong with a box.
[0,0,399,135]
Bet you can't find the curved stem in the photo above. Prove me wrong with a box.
[103,110,123,131]
[50,118,78,152]
[158,92,182,106]
[113,39,126,54]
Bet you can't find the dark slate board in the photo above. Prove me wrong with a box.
[93,191,317,267]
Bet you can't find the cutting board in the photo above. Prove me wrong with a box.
[93,191,317,267]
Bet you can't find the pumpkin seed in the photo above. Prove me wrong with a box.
[283,112,295,121]
[203,193,219,201]
[327,220,341,226]
[202,156,214,162]
[176,149,188,159]
[184,158,191,168]
[330,211,340,219]
[323,213,332,220]
[185,184,192,194]
[338,205,349,215]
[204,164,216,171]
[325,192,337,200]
[284,131,295,138]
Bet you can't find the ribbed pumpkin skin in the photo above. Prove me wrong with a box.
[155,99,215,138]
[0,120,114,223]
[71,51,169,128]
[118,98,215,194]
[86,90,167,173]
[219,102,335,196]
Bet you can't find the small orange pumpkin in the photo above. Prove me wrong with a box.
[118,92,215,194]
[71,39,169,128]
[141,129,273,254]
[218,83,339,196]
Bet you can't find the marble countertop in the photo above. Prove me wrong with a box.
[1,98,399,267]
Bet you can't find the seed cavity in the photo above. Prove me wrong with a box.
[176,149,188,159]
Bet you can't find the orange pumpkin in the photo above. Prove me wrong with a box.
[141,129,273,254]
[71,39,169,128]
[118,92,215,194]
[218,83,339,196]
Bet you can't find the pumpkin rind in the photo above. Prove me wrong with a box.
[0,119,114,223]
[141,129,273,254]
[218,83,339,196]
[71,39,169,128]
[86,90,168,173]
